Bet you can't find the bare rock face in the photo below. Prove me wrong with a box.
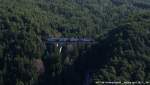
[33,59,45,75]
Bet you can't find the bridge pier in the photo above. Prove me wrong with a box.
[59,46,63,53]
[55,43,63,54]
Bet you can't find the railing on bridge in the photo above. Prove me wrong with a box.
[46,38,96,44]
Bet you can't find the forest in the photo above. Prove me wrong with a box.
[0,0,150,85]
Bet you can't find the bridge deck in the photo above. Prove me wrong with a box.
[46,38,96,44]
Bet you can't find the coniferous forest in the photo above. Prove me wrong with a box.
[0,0,150,85]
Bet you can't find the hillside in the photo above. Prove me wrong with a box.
[88,13,150,85]
[1,0,150,37]
[0,0,150,85]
